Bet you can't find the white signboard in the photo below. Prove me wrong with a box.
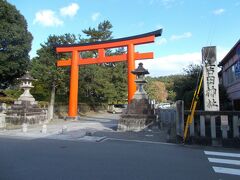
[202,46,220,111]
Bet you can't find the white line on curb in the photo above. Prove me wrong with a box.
[104,137,177,146]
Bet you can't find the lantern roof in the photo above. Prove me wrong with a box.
[18,71,35,81]
[131,63,149,75]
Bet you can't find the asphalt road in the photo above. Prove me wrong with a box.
[0,137,239,180]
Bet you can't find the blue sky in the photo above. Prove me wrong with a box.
[8,0,240,76]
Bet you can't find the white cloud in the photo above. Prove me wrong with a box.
[170,32,192,41]
[157,38,167,45]
[137,52,201,76]
[213,8,225,15]
[138,47,229,77]
[34,10,63,27]
[60,3,79,17]
[91,12,101,21]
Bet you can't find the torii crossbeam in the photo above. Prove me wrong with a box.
[56,29,162,118]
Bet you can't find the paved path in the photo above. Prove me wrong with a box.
[0,112,170,143]
[0,112,119,140]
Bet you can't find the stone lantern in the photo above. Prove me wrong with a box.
[131,62,149,100]
[17,71,36,102]
[118,63,156,131]
[4,72,47,126]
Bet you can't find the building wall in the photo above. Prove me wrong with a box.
[222,53,240,99]
[220,40,240,109]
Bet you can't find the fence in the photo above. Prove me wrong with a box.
[185,111,240,139]
[155,100,240,145]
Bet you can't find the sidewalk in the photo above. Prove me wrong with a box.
[0,112,170,143]
[0,112,117,141]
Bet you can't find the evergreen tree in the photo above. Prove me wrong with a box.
[173,64,203,109]
[79,20,127,105]
[0,0,33,88]
[82,20,113,42]
[31,34,77,120]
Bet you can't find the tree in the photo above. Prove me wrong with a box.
[82,20,113,42]
[79,20,127,105]
[173,64,203,109]
[145,78,168,102]
[0,0,32,89]
[31,34,77,120]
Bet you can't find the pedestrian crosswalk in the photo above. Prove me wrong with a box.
[204,150,240,176]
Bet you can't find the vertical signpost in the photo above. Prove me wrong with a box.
[202,46,220,111]
[202,46,220,139]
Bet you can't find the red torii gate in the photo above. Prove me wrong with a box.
[56,29,162,118]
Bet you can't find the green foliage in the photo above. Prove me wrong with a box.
[173,64,203,109]
[30,34,76,102]
[82,20,113,42]
[3,89,22,98]
[0,96,15,104]
[146,64,203,109]
[174,64,203,110]
[0,0,33,88]
[146,76,178,102]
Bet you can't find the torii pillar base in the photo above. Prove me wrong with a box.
[64,116,81,121]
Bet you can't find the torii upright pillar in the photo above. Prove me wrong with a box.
[56,29,162,118]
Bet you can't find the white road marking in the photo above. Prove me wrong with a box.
[204,151,240,158]
[213,166,240,176]
[105,137,177,146]
[208,158,240,166]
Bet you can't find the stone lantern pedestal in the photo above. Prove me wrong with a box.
[118,63,156,131]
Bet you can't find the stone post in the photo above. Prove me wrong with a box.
[210,116,216,138]
[233,116,240,138]
[200,115,206,137]
[22,123,28,133]
[0,113,6,129]
[220,115,229,139]
[41,124,47,133]
[176,100,184,137]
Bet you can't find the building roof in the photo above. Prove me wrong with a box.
[218,39,240,66]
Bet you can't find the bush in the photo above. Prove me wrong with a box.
[0,97,15,104]
[3,89,22,99]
